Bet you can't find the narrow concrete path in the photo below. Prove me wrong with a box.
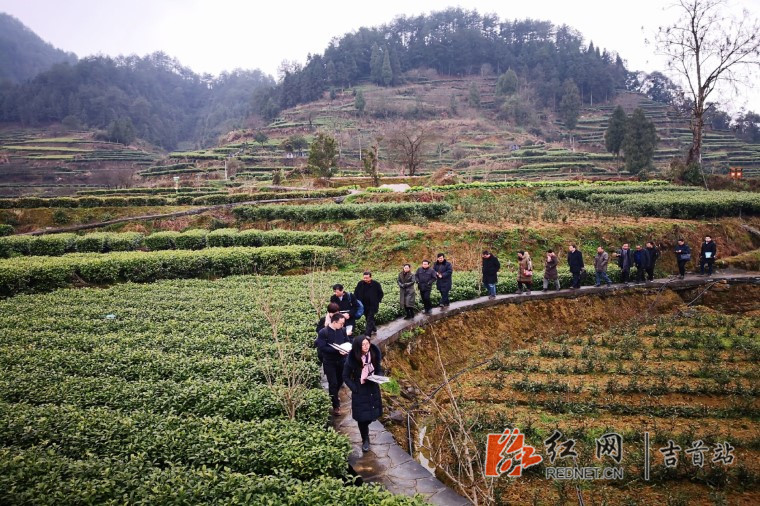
[325,270,760,505]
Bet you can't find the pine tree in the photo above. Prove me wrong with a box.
[389,45,402,85]
[354,90,365,114]
[559,79,581,130]
[496,68,518,95]
[604,105,627,159]
[307,132,338,178]
[468,82,481,108]
[622,108,658,174]
[381,49,393,86]
[369,44,382,84]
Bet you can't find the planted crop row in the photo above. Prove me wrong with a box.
[0,345,319,386]
[537,183,699,200]
[77,186,219,195]
[586,190,760,218]
[0,245,338,296]
[234,202,452,222]
[0,402,349,480]
[0,189,348,209]
[407,180,669,193]
[0,373,329,424]
[0,448,425,506]
[1,229,344,257]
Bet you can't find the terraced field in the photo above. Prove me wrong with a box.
[386,286,760,505]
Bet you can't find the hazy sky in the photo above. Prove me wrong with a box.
[1,0,758,113]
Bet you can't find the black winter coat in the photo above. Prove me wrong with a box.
[315,326,350,364]
[567,250,584,273]
[700,241,717,260]
[675,244,691,261]
[415,267,436,292]
[354,280,384,312]
[482,255,500,284]
[330,292,360,325]
[433,260,453,291]
[343,343,383,423]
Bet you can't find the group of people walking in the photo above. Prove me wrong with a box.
[314,236,718,454]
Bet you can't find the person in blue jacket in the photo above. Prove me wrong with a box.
[343,335,383,452]
[674,238,691,279]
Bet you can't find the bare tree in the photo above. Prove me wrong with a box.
[386,122,432,177]
[257,294,312,420]
[306,253,331,320]
[655,0,760,166]
[425,331,495,505]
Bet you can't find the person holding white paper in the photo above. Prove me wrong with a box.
[316,314,350,414]
[700,236,717,276]
[343,335,384,453]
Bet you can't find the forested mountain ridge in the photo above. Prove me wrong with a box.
[0,13,77,84]
[0,9,627,151]
[252,8,629,118]
[0,51,274,150]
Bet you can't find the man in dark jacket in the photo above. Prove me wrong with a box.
[567,244,584,289]
[614,243,635,284]
[645,242,659,281]
[482,250,500,299]
[700,236,717,276]
[633,245,650,283]
[330,284,361,336]
[674,238,691,279]
[433,253,453,308]
[415,260,436,314]
[316,313,350,413]
[354,271,383,336]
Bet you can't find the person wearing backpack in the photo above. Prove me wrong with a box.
[314,302,344,364]
[316,313,350,414]
[330,284,362,336]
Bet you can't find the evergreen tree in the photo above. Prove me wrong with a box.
[496,68,518,95]
[369,43,382,84]
[354,90,366,114]
[389,46,402,85]
[381,49,393,86]
[559,79,581,130]
[604,105,627,159]
[622,108,658,174]
[307,132,338,178]
[468,82,481,108]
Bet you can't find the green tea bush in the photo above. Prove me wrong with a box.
[0,235,31,257]
[28,234,76,256]
[0,245,338,296]
[144,231,181,251]
[234,202,452,222]
[173,229,207,250]
[206,227,238,247]
[0,225,13,236]
[0,448,426,505]
[0,402,349,480]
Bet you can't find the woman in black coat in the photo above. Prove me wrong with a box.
[343,335,383,452]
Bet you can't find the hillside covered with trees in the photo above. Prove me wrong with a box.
[0,13,77,84]
[253,8,629,118]
[0,52,274,150]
